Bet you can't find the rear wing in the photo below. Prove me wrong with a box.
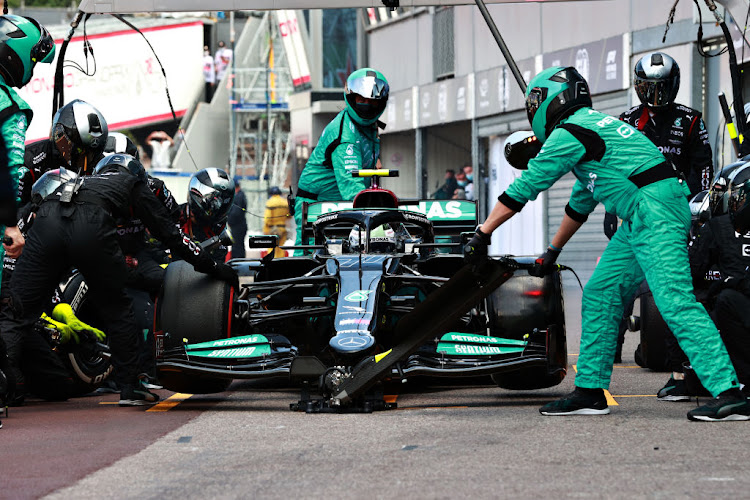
[303,199,477,238]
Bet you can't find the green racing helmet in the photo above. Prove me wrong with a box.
[344,68,389,126]
[525,66,592,143]
[0,15,55,88]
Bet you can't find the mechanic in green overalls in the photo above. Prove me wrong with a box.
[464,66,750,422]
[293,68,388,248]
[0,15,55,413]
[0,16,55,271]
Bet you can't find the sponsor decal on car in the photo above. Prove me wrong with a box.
[185,335,272,358]
[307,200,476,222]
[338,318,371,326]
[344,290,373,302]
[436,333,527,356]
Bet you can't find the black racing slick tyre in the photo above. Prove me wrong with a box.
[56,273,114,396]
[637,285,670,372]
[157,260,233,394]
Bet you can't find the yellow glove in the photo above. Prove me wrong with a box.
[40,312,79,344]
[51,303,106,342]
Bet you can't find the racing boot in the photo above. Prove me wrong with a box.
[657,375,691,402]
[687,388,750,422]
[119,381,160,406]
[539,387,610,416]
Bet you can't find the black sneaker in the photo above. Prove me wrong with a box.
[657,376,691,402]
[119,383,159,406]
[687,389,750,422]
[539,387,610,416]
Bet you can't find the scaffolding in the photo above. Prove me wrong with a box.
[229,12,295,232]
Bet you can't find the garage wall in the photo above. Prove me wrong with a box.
[380,131,417,198]
[423,121,473,198]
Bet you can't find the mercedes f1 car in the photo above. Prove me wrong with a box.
[155,170,567,411]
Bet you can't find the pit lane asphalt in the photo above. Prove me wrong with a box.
[5,289,749,499]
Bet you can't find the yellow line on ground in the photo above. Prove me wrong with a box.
[604,390,618,406]
[572,364,577,372]
[569,353,579,356]
[98,402,120,405]
[147,393,193,412]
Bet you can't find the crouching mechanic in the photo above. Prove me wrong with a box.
[464,66,748,421]
[703,163,750,395]
[0,168,106,404]
[0,154,238,406]
[294,68,388,247]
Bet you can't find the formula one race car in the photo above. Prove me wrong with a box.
[155,170,567,411]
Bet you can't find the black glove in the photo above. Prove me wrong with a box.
[208,262,239,289]
[707,276,741,297]
[463,228,491,267]
[529,246,562,277]
[603,212,618,240]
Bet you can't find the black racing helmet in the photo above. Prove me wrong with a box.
[93,153,146,181]
[187,168,235,225]
[709,160,747,217]
[728,164,750,233]
[634,52,680,110]
[51,99,108,174]
[104,132,139,160]
[30,167,77,205]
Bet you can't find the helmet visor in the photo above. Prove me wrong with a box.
[346,72,389,100]
[27,17,54,64]
[525,87,547,124]
[635,79,672,108]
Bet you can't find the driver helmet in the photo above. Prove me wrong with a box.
[0,15,55,88]
[30,167,77,205]
[727,164,750,233]
[187,168,235,226]
[104,132,139,160]
[50,99,108,174]
[344,68,389,127]
[525,66,592,143]
[634,52,680,110]
[348,224,397,253]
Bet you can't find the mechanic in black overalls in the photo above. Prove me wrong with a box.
[0,100,108,405]
[173,168,234,262]
[0,154,238,406]
[605,53,713,396]
[5,99,108,275]
[103,133,182,295]
[711,163,750,395]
